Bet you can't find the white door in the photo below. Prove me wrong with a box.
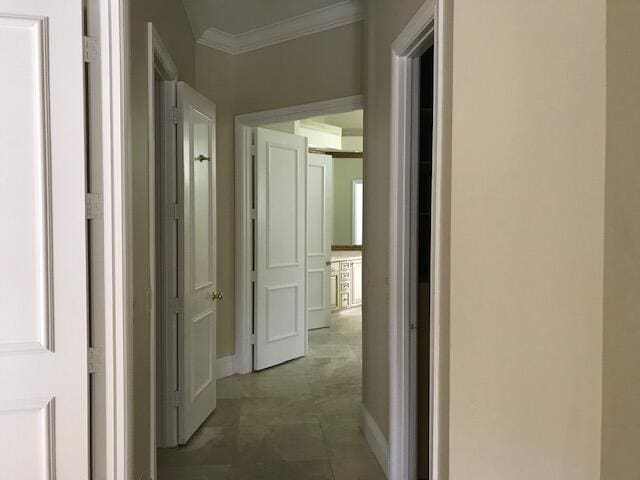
[0,2,90,479]
[255,127,308,370]
[177,82,218,444]
[307,154,332,329]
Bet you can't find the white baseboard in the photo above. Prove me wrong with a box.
[360,405,390,478]
[216,355,236,379]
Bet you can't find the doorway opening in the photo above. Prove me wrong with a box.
[417,45,434,480]
[155,97,387,479]
[389,1,450,480]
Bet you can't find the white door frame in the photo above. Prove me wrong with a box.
[389,1,450,480]
[234,95,364,374]
[147,22,178,476]
[87,0,132,478]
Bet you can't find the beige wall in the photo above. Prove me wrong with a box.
[366,0,608,477]
[601,1,640,478]
[448,1,605,479]
[129,0,195,477]
[195,22,364,358]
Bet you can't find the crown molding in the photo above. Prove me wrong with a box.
[197,0,363,55]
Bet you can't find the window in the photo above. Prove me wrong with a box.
[352,180,363,245]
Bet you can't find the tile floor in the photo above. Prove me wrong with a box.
[157,307,385,480]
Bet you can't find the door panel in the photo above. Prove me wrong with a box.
[352,260,363,306]
[177,82,217,444]
[307,154,332,329]
[255,128,307,370]
[0,2,89,478]
[330,273,338,310]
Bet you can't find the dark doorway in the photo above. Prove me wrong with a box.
[417,44,434,480]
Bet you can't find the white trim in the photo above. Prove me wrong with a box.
[97,0,131,478]
[197,0,363,55]
[235,95,364,374]
[389,1,449,480]
[360,405,390,478]
[147,22,178,474]
[216,355,237,379]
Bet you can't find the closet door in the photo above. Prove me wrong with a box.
[0,2,90,478]
[307,153,332,329]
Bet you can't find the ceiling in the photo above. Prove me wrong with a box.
[309,110,363,136]
[183,0,363,54]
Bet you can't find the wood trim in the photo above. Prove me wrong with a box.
[197,0,363,55]
[147,22,178,474]
[309,148,363,158]
[331,245,363,251]
[98,0,131,477]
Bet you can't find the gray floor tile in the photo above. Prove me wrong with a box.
[158,308,384,479]
[331,456,387,480]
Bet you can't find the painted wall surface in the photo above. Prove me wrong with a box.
[129,0,195,477]
[333,158,363,245]
[195,22,364,358]
[601,1,640,478]
[448,1,605,479]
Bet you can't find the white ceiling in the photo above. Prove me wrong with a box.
[309,110,363,135]
[183,0,348,37]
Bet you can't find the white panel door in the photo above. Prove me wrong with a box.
[0,2,89,479]
[255,128,307,370]
[177,82,218,444]
[307,154,332,330]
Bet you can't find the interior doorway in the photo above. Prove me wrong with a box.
[154,98,386,479]
[148,24,220,479]
[389,1,449,480]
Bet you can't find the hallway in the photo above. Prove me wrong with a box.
[157,308,385,480]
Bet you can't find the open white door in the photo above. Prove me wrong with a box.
[255,128,308,370]
[177,82,218,444]
[0,1,90,478]
[307,153,332,330]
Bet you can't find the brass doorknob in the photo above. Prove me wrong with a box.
[210,291,223,301]
[325,261,332,266]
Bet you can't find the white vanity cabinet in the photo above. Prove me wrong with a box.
[329,253,362,311]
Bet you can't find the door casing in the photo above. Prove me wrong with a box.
[146,23,178,478]
[389,1,451,479]
[234,95,365,376]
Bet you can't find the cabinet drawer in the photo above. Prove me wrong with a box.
[340,261,350,271]
[340,281,350,292]
[340,271,351,281]
[340,292,350,308]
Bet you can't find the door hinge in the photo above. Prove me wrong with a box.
[83,36,99,63]
[250,145,257,155]
[174,390,183,408]
[88,347,104,374]
[250,333,257,345]
[172,203,181,220]
[250,209,256,220]
[251,271,257,282]
[174,297,183,314]
[85,193,102,219]
[167,106,181,125]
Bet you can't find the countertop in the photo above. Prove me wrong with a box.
[330,250,362,262]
